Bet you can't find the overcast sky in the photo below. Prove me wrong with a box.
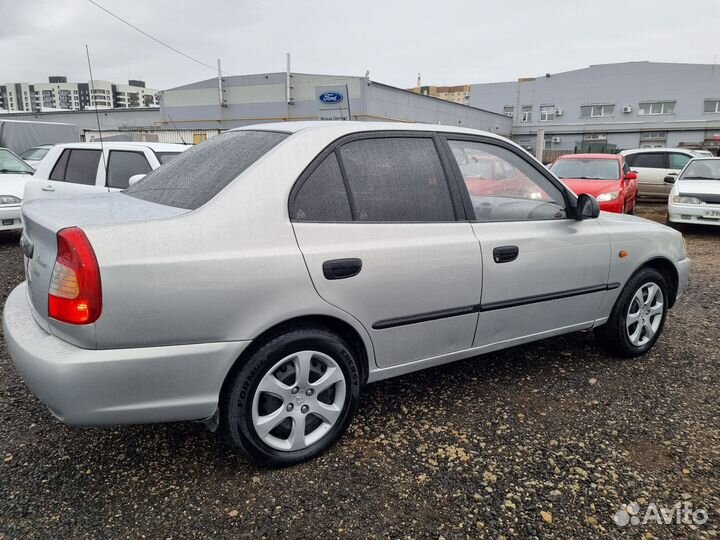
[2,0,719,90]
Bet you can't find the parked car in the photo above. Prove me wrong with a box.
[0,147,35,232]
[19,144,54,169]
[665,157,720,228]
[621,148,704,199]
[24,142,188,203]
[549,154,638,214]
[5,122,690,467]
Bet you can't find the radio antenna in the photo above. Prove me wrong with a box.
[165,111,187,145]
[85,44,107,170]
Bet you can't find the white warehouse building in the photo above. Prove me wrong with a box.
[157,72,511,135]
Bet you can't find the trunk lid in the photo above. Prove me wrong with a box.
[22,193,189,329]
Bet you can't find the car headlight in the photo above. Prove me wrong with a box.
[596,191,620,202]
[671,195,702,204]
[0,195,21,205]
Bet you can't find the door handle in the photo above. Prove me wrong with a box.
[493,245,519,264]
[41,185,55,192]
[323,258,362,280]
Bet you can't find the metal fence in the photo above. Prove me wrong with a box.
[523,142,621,164]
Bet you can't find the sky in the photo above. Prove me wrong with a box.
[2,0,720,91]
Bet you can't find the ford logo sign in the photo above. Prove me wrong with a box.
[319,91,344,104]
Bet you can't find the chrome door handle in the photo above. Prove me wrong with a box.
[41,185,55,192]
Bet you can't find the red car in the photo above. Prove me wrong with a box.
[549,154,638,214]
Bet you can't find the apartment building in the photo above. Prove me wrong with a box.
[0,77,159,112]
[410,84,471,105]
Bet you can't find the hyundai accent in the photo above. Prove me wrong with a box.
[4,122,690,466]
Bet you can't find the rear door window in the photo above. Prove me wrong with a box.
[292,153,352,221]
[338,137,456,221]
[125,131,288,209]
[107,151,152,189]
[49,149,71,180]
[50,149,102,185]
[629,152,666,169]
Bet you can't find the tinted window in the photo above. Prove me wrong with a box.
[154,151,182,164]
[49,149,70,180]
[292,153,352,221]
[107,151,152,189]
[629,152,665,169]
[63,149,102,185]
[125,131,288,210]
[448,140,566,222]
[338,138,455,222]
[669,153,691,170]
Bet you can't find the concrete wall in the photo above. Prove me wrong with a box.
[470,61,720,150]
[0,108,161,131]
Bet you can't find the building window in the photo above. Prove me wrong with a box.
[520,106,532,123]
[580,104,615,117]
[539,105,555,122]
[583,133,607,141]
[503,106,514,118]
[638,101,675,115]
[640,132,667,140]
[704,99,720,113]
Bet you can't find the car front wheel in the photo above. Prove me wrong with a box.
[595,267,668,357]
[221,327,361,467]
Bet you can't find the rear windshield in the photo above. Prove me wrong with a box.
[124,130,289,209]
[550,158,620,180]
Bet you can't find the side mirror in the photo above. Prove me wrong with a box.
[663,175,676,184]
[575,193,600,220]
[625,172,637,180]
[128,174,146,186]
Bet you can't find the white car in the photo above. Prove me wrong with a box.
[621,148,703,199]
[19,144,54,169]
[24,142,189,203]
[0,147,35,232]
[666,157,720,228]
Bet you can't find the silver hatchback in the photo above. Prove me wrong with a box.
[4,122,690,466]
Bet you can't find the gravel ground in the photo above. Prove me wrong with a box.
[0,204,718,540]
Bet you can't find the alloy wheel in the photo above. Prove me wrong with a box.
[626,282,664,347]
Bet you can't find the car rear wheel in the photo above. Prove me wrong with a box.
[221,327,361,467]
[595,267,668,358]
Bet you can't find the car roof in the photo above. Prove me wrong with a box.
[621,147,696,156]
[556,153,620,160]
[52,141,189,151]
[229,120,507,141]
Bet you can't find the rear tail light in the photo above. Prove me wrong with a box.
[48,227,102,324]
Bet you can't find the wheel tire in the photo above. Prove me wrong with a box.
[221,327,361,467]
[595,267,669,358]
[627,202,635,215]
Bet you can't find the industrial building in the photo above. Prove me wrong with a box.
[157,72,511,135]
[0,76,159,113]
[469,61,720,154]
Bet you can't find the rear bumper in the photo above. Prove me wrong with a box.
[0,205,22,231]
[3,283,249,426]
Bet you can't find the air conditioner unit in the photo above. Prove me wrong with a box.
[623,105,632,113]
[552,136,561,143]
[554,109,563,116]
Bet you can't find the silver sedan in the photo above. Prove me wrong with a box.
[4,122,690,466]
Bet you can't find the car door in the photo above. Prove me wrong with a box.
[105,149,155,191]
[443,137,612,348]
[27,148,106,200]
[291,133,483,368]
[621,159,638,210]
[625,151,668,198]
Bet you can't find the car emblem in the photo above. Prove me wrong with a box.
[319,91,344,104]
